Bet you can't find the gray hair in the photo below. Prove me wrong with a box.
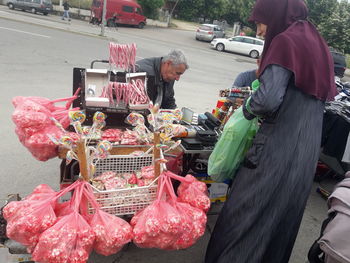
[163,49,189,69]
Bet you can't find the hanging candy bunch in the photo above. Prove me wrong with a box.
[104,81,149,106]
[84,187,133,256]
[32,183,95,263]
[3,180,133,262]
[109,42,137,71]
[172,173,211,213]
[11,90,81,161]
[2,184,75,253]
[130,172,207,250]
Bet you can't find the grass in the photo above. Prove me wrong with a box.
[346,54,350,69]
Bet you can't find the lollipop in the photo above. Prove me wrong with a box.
[173,108,182,121]
[60,135,74,148]
[49,117,66,133]
[47,134,60,145]
[161,113,174,123]
[96,140,112,157]
[82,126,90,135]
[147,114,155,127]
[126,113,145,126]
[95,121,106,130]
[66,150,76,165]
[69,110,86,123]
[72,121,83,135]
[93,112,106,123]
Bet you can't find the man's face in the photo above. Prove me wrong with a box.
[162,61,186,82]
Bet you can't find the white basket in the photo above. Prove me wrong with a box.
[90,154,158,216]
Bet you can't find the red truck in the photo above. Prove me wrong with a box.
[90,0,146,28]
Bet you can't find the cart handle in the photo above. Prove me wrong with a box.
[90,59,109,69]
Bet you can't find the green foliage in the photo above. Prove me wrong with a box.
[305,0,337,25]
[176,0,255,27]
[317,0,350,54]
[138,0,164,19]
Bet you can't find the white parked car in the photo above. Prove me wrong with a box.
[210,36,264,58]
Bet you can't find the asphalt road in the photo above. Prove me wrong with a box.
[0,7,332,263]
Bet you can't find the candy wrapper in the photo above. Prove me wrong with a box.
[140,165,155,179]
[102,129,123,142]
[120,130,140,145]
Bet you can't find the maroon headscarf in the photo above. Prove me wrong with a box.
[249,0,337,101]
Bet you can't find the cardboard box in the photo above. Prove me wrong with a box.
[197,178,229,203]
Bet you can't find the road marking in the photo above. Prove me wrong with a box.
[0,26,51,38]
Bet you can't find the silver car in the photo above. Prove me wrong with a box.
[7,0,53,15]
[195,24,225,42]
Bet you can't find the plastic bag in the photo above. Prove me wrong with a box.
[167,173,211,213]
[131,173,208,250]
[12,89,80,112]
[12,109,51,129]
[208,106,258,182]
[32,182,95,263]
[24,126,63,161]
[163,179,207,250]
[11,91,81,162]
[84,186,133,256]
[3,182,78,251]
[131,178,183,249]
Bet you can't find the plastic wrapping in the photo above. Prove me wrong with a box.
[84,187,133,256]
[32,182,95,263]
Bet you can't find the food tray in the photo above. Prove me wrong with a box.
[90,154,158,216]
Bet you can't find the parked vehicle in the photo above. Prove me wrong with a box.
[195,24,225,42]
[330,49,347,78]
[7,0,53,15]
[90,0,146,29]
[210,36,264,58]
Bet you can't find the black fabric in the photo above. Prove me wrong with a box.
[322,111,350,161]
[205,65,325,263]
[63,2,69,10]
[135,57,176,109]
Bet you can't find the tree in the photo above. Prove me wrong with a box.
[305,0,338,25]
[138,0,165,19]
[317,0,350,54]
[175,0,205,21]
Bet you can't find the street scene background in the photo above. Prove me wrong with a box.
[0,6,348,262]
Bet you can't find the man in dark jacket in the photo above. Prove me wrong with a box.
[62,0,71,21]
[135,49,188,109]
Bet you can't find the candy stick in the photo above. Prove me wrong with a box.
[153,132,161,178]
[49,117,66,133]
[76,140,90,181]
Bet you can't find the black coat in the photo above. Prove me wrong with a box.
[63,2,70,10]
[135,57,177,109]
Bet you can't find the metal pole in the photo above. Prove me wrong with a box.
[100,0,107,36]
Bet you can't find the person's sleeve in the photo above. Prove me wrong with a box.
[243,65,292,120]
[233,72,246,88]
[161,84,177,109]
